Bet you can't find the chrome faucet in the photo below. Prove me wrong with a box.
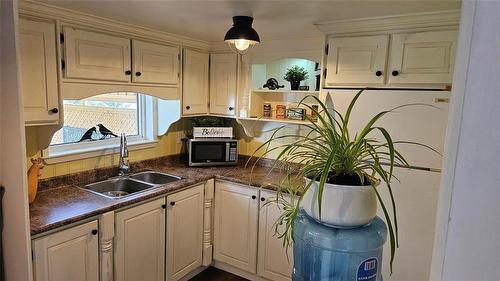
[118,133,130,176]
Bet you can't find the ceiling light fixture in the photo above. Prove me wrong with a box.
[224,16,260,54]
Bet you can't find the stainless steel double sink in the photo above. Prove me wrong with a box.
[84,171,182,199]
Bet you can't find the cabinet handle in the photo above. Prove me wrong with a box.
[135,72,142,76]
[125,70,132,75]
[392,70,399,76]
[229,107,234,111]
[185,106,190,110]
[49,108,59,114]
[251,195,256,200]
[91,229,98,236]
[260,197,265,202]
[161,204,166,209]
[170,201,176,206]
[375,70,382,77]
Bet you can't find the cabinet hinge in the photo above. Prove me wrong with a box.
[31,250,34,260]
[59,32,64,44]
[325,44,329,55]
[323,68,327,79]
[178,53,180,61]
[61,60,65,69]
[208,58,211,67]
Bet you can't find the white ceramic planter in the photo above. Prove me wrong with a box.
[301,177,377,227]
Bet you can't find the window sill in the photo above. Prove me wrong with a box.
[42,139,158,164]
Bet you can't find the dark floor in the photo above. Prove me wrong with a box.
[189,267,249,281]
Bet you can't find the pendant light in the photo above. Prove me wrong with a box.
[224,16,260,54]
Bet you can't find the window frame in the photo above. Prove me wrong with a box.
[42,94,159,164]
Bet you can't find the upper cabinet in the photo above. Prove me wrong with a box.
[19,17,60,125]
[132,40,179,85]
[210,53,238,116]
[63,27,131,82]
[388,30,457,85]
[183,49,209,115]
[62,27,180,86]
[325,35,389,86]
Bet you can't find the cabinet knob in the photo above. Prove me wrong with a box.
[125,70,132,75]
[260,197,265,202]
[251,195,256,200]
[185,106,190,110]
[229,107,234,111]
[392,70,399,76]
[91,229,98,235]
[170,201,176,206]
[161,204,166,209]
[375,70,382,77]
[135,72,142,76]
[49,108,59,114]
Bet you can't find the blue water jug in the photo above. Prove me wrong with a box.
[292,209,387,281]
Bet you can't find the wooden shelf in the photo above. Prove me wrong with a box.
[252,90,320,95]
[237,116,312,125]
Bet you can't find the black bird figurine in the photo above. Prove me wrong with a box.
[78,126,97,142]
[97,124,118,139]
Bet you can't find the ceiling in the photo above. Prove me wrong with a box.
[37,0,461,42]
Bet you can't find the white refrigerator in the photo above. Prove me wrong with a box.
[327,89,450,281]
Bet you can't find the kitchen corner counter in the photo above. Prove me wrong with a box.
[30,156,299,236]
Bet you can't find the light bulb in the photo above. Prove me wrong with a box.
[234,39,251,51]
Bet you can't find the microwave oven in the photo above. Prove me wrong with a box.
[187,139,238,166]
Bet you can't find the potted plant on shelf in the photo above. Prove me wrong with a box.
[249,89,436,273]
[284,66,309,90]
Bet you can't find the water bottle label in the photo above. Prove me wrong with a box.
[356,258,378,281]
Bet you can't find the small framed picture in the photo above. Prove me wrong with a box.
[287,108,306,120]
[276,105,287,119]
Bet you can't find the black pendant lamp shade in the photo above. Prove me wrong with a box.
[224,16,260,53]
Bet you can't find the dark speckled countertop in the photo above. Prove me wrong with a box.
[30,156,302,236]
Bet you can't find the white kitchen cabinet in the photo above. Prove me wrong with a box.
[32,220,99,281]
[63,27,131,82]
[166,184,205,281]
[115,198,166,281]
[132,40,179,85]
[182,49,209,115]
[388,30,457,85]
[257,191,293,281]
[325,35,389,86]
[209,53,238,116]
[214,181,259,273]
[18,17,59,125]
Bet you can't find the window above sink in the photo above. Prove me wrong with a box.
[43,92,181,163]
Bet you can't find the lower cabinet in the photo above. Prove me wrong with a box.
[115,198,166,281]
[257,191,293,281]
[32,220,99,281]
[166,184,205,281]
[214,181,293,281]
[214,181,259,273]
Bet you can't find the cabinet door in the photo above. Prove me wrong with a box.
[132,40,180,85]
[115,198,165,281]
[33,220,99,281]
[257,191,293,281]
[18,18,59,125]
[209,53,237,116]
[388,30,458,85]
[214,181,259,273]
[325,35,389,85]
[183,49,209,115]
[166,184,204,281]
[63,27,131,82]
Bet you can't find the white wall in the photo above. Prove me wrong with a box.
[431,1,500,280]
[0,0,33,280]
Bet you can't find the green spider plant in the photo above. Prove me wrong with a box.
[247,88,439,273]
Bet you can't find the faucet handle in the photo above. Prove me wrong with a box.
[120,133,129,157]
